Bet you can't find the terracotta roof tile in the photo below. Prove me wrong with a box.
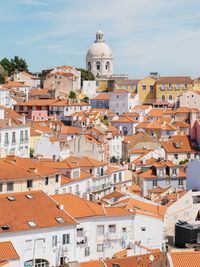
[92,93,109,100]
[169,250,200,267]
[0,241,19,261]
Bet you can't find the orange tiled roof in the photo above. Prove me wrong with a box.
[0,191,76,233]
[4,81,30,88]
[123,132,144,143]
[148,108,165,117]
[92,93,109,100]
[66,156,107,167]
[30,88,55,96]
[133,105,151,110]
[81,251,164,267]
[169,250,200,267]
[0,241,19,261]
[112,116,138,124]
[61,170,92,185]
[161,135,194,153]
[21,72,40,79]
[157,76,192,83]
[112,89,129,93]
[58,125,83,135]
[51,193,132,219]
[15,99,58,106]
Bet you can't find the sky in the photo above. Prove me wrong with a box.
[1,0,200,79]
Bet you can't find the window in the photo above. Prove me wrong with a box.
[183,84,187,89]
[56,217,65,224]
[176,84,180,89]
[97,225,104,235]
[25,194,34,199]
[7,182,13,192]
[96,62,100,71]
[174,154,178,160]
[152,180,157,187]
[20,131,23,142]
[7,196,15,201]
[89,169,92,174]
[68,186,72,193]
[27,180,33,189]
[172,168,177,175]
[142,85,146,90]
[77,228,84,237]
[162,95,165,101]
[141,227,146,231]
[0,183,2,192]
[187,153,191,159]
[97,244,104,252]
[27,221,37,227]
[122,241,126,249]
[159,168,164,177]
[169,95,172,101]
[85,247,90,256]
[114,173,117,183]
[12,132,16,144]
[52,235,57,247]
[75,185,79,196]
[168,83,172,90]
[45,177,48,185]
[105,61,110,71]
[5,133,9,146]
[119,172,122,182]
[179,179,183,186]
[122,227,126,232]
[88,62,91,71]
[25,130,28,141]
[161,84,165,90]
[55,174,59,183]
[63,233,70,244]
[109,225,116,233]
[150,85,154,91]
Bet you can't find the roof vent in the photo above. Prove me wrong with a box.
[58,204,64,210]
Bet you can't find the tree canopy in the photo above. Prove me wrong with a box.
[0,72,5,84]
[69,91,76,99]
[0,56,29,76]
[76,68,95,85]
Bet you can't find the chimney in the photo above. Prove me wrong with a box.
[176,192,179,201]
[143,158,146,165]
[22,116,26,125]
[8,118,11,127]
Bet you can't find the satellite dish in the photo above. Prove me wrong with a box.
[149,255,154,262]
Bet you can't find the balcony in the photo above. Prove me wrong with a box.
[92,183,111,193]
[76,236,87,245]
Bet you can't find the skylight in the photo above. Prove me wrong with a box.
[7,196,16,201]
[55,217,65,224]
[1,225,10,231]
[27,221,37,227]
[25,194,35,200]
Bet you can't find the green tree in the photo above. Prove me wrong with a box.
[0,56,29,76]
[76,68,95,85]
[83,96,89,103]
[69,91,76,99]
[0,72,5,84]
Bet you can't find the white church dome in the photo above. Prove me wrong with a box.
[86,29,114,77]
[87,42,113,59]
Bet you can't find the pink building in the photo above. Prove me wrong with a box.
[190,119,200,148]
[30,110,48,121]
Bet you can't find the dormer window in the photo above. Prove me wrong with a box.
[27,221,37,227]
[56,217,65,224]
[1,225,10,231]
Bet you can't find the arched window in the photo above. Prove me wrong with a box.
[105,61,110,70]
[96,62,100,71]
[162,95,165,101]
[169,95,172,101]
[88,62,91,71]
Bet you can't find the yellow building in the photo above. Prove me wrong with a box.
[138,76,157,104]
[156,76,193,105]
[116,80,139,93]
[30,128,42,150]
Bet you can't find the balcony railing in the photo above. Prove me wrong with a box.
[92,183,111,192]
